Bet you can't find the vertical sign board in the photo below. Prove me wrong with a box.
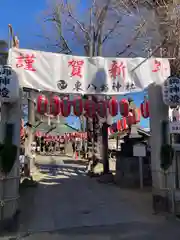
[0,65,19,103]
[162,77,180,106]
[133,143,146,189]
[169,122,180,134]
[133,144,146,157]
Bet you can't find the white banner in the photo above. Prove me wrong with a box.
[8,48,170,95]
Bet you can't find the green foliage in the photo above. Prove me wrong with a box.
[160,144,174,171]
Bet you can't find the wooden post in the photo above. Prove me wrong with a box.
[25,91,35,176]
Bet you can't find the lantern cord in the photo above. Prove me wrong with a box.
[45,126,56,135]
[34,121,43,129]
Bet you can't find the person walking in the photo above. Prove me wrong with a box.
[71,137,76,158]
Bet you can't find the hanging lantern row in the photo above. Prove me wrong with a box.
[108,108,141,134]
[36,95,149,119]
[35,131,87,140]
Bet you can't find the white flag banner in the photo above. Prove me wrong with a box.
[8,48,170,95]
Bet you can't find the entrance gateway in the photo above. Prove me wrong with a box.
[0,47,170,223]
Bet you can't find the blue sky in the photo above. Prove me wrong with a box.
[0,0,149,129]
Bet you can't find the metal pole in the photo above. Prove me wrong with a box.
[139,157,143,189]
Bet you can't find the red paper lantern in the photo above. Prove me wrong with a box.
[73,97,83,116]
[119,99,129,117]
[84,99,96,118]
[60,99,71,117]
[121,117,128,130]
[108,127,114,135]
[132,108,141,123]
[37,95,48,115]
[35,131,41,137]
[108,127,111,135]
[50,95,61,116]
[117,120,122,131]
[140,98,149,118]
[97,100,107,118]
[109,97,118,117]
[126,112,134,125]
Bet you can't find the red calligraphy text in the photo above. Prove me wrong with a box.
[16,55,24,68]
[152,60,161,72]
[109,61,126,80]
[68,60,84,78]
[16,54,36,71]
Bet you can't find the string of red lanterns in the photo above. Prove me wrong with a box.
[140,97,149,118]
[36,95,150,119]
[35,131,87,140]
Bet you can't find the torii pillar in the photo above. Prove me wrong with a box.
[0,84,21,230]
[148,83,169,191]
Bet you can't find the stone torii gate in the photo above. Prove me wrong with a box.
[0,40,172,228]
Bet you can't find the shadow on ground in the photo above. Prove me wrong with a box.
[3,162,176,239]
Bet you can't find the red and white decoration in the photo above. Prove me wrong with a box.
[60,99,71,117]
[96,100,107,118]
[35,131,87,140]
[37,94,48,115]
[140,97,149,118]
[50,95,61,116]
[84,99,96,118]
[10,48,170,95]
[132,108,141,123]
[126,112,134,125]
[73,97,83,117]
[119,99,129,117]
[109,97,118,117]
[117,120,122,131]
[121,117,128,129]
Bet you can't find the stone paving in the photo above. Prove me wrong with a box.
[2,158,180,239]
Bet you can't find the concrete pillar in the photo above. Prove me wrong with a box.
[148,83,169,189]
[0,90,21,228]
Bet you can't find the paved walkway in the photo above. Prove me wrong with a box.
[4,159,180,239]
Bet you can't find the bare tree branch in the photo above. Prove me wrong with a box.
[65,0,91,41]
[116,21,146,56]
[43,3,72,54]
[102,18,121,44]
[41,0,156,58]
